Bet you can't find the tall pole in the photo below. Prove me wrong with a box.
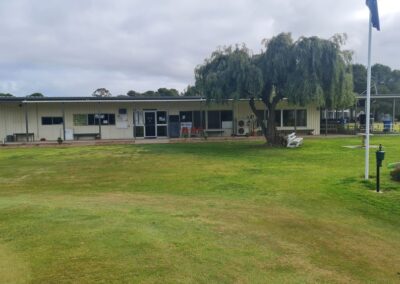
[365,14,373,180]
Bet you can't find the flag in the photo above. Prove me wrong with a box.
[366,0,380,31]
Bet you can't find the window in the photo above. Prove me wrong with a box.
[283,110,295,127]
[193,111,205,128]
[282,109,307,127]
[88,114,96,125]
[221,110,233,122]
[53,117,63,125]
[296,110,307,127]
[107,114,116,125]
[179,111,206,128]
[73,114,88,126]
[157,111,167,124]
[207,110,233,129]
[207,111,220,129]
[275,110,282,127]
[118,108,127,115]
[135,111,144,126]
[74,114,115,126]
[41,116,63,125]
[41,117,52,125]
[179,111,192,122]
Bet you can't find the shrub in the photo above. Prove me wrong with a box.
[390,168,400,182]
[57,137,63,145]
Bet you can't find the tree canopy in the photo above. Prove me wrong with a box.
[194,33,355,145]
[352,63,400,94]
[27,93,45,97]
[352,63,400,120]
[127,88,181,97]
[92,88,112,97]
[352,64,368,94]
[0,93,14,97]
[183,85,199,96]
[195,44,263,102]
[157,88,179,97]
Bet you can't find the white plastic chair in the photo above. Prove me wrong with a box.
[286,132,303,148]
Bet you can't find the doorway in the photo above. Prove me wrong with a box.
[144,111,156,138]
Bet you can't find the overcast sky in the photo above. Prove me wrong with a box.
[0,0,399,97]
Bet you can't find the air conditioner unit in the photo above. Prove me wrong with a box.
[237,118,249,136]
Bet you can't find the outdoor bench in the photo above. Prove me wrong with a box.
[73,133,100,140]
[13,133,35,142]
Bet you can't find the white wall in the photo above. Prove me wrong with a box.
[274,101,320,135]
[0,103,34,141]
[0,100,320,141]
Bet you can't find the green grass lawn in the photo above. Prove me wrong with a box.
[0,137,400,283]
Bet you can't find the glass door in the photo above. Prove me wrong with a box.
[144,111,156,138]
[156,111,168,137]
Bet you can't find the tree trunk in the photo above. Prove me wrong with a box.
[265,102,279,146]
[249,98,280,146]
[325,108,328,136]
[249,98,267,140]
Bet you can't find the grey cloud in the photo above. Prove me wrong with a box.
[0,0,398,96]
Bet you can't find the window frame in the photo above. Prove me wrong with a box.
[278,109,307,128]
[179,111,193,123]
[296,109,307,127]
[73,113,116,126]
[207,110,221,129]
[207,110,233,129]
[41,116,64,126]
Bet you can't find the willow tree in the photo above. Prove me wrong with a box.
[195,45,264,133]
[285,34,355,136]
[195,33,354,145]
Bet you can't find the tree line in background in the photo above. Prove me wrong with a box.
[0,92,44,97]
[353,63,400,94]
[2,63,399,99]
[126,88,180,97]
[0,89,181,98]
[90,87,182,97]
[353,63,400,120]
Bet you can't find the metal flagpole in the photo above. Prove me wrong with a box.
[365,14,373,180]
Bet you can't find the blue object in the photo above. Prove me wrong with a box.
[366,0,380,31]
[383,120,392,132]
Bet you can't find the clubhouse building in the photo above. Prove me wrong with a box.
[0,96,320,142]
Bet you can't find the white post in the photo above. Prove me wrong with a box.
[365,15,373,180]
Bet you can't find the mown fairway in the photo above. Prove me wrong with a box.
[0,137,399,283]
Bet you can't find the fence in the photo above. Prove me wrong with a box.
[320,121,400,135]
